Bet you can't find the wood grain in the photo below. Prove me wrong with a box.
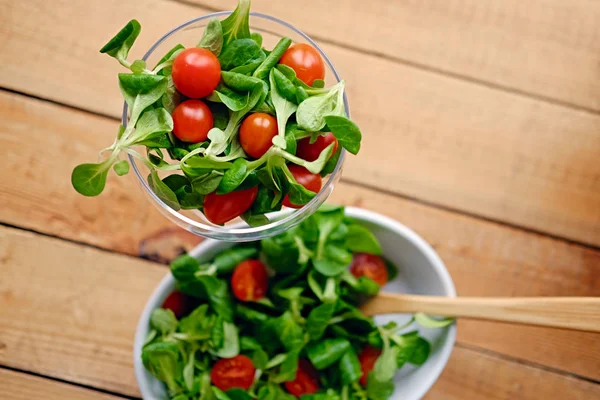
[194,0,600,112]
[1,91,599,379]
[0,91,200,257]
[1,225,599,399]
[2,0,600,246]
[0,368,126,400]
[425,347,600,400]
[361,294,600,332]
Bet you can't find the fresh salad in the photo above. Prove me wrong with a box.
[142,206,453,399]
[71,0,362,225]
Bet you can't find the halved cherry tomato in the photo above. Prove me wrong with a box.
[239,113,278,158]
[203,186,259,225]
[297,132,339,162]
[282,165,322,208]
[231,259,269,301]
[172,47,221,98]
[350,253,389,287]
[211,355,256,391]
[279,43,325,86]
[172,99,213,143]
[284,359,320,396]
[161,290,192,319]
[358,346,382,386]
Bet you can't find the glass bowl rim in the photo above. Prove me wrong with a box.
[124,11,348,238]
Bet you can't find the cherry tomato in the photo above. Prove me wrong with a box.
[211,355,256,391]
[161,290,192,319]
[279,44,325,86]
[172,99,214,143]
[231,260,269,301]
[203,186,259,225]
[358,346,382,386]
[297,132,339,162]
[350,253,389,287]
[172,47,221,98]
[239,113,278,158]
[284,359,320,396]
[282,165,322,208]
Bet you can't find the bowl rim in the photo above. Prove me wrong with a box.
[124,11,348,241]
[134,206,457,400]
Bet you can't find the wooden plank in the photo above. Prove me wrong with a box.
[2,0,599,246]
[0,368,125,400]
[425,346,600,400]
[1,226,599,399]
[195,0,600,112]
[0,91,200,257]
[1,91,599,379]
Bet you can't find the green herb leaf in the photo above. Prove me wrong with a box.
[272,352,299,383]
[252,348,270,370]
[324,115,362,155]
[213,321,239,358]
[219,38,265,71]
[345,224,382,255]
[118,73,167,128]
[220,0,251,46]
[269,69,297,149]
[306,338,350,370]
[365,372,395,400]
[217,158,248,194]
[71,160,113,197]
[207,85,250,112]
[141,341,182,394]
[99,20,141,65]
[213,246,259,273]
[198,18,224,56]
[306,302,336,341]
[150,308,177,336]
[373,344,398,382]
[339,348,362,385]
[414,313,455,328]
[148,170,181,210]
[191,171,224,195]
[296,81,345,132]
[127,108,174,145]
[275,311,304,352]
[272,67,297,103]
[211,315,225,349]
[253,37,292,80]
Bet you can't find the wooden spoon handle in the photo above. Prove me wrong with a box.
[360,293,600,332]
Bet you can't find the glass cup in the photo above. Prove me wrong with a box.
[125,12,348,242]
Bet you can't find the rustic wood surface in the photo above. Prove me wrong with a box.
[0,0,599,398]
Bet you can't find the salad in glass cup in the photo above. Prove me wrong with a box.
[71,0,362,241]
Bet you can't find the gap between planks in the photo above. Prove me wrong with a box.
[0,366,140,400]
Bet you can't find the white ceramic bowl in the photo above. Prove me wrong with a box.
[134,207,456,399]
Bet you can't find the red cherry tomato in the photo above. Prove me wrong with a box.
[358,346,382,386]
[239,113,278,158]
[231,260,269,301]
[297,132,339,162]
[203,186,259,225]
[282,165,322,209]
[172,99,214,143]
[279,44,325,86]
[284,359,320,396]
[172,47,221,98]
[161,290,192,319]
[350,253,389,287]
[211,355,256,391]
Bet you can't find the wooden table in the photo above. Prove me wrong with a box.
[1,0,599,398]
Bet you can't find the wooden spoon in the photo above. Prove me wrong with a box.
[360,293,600,332]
